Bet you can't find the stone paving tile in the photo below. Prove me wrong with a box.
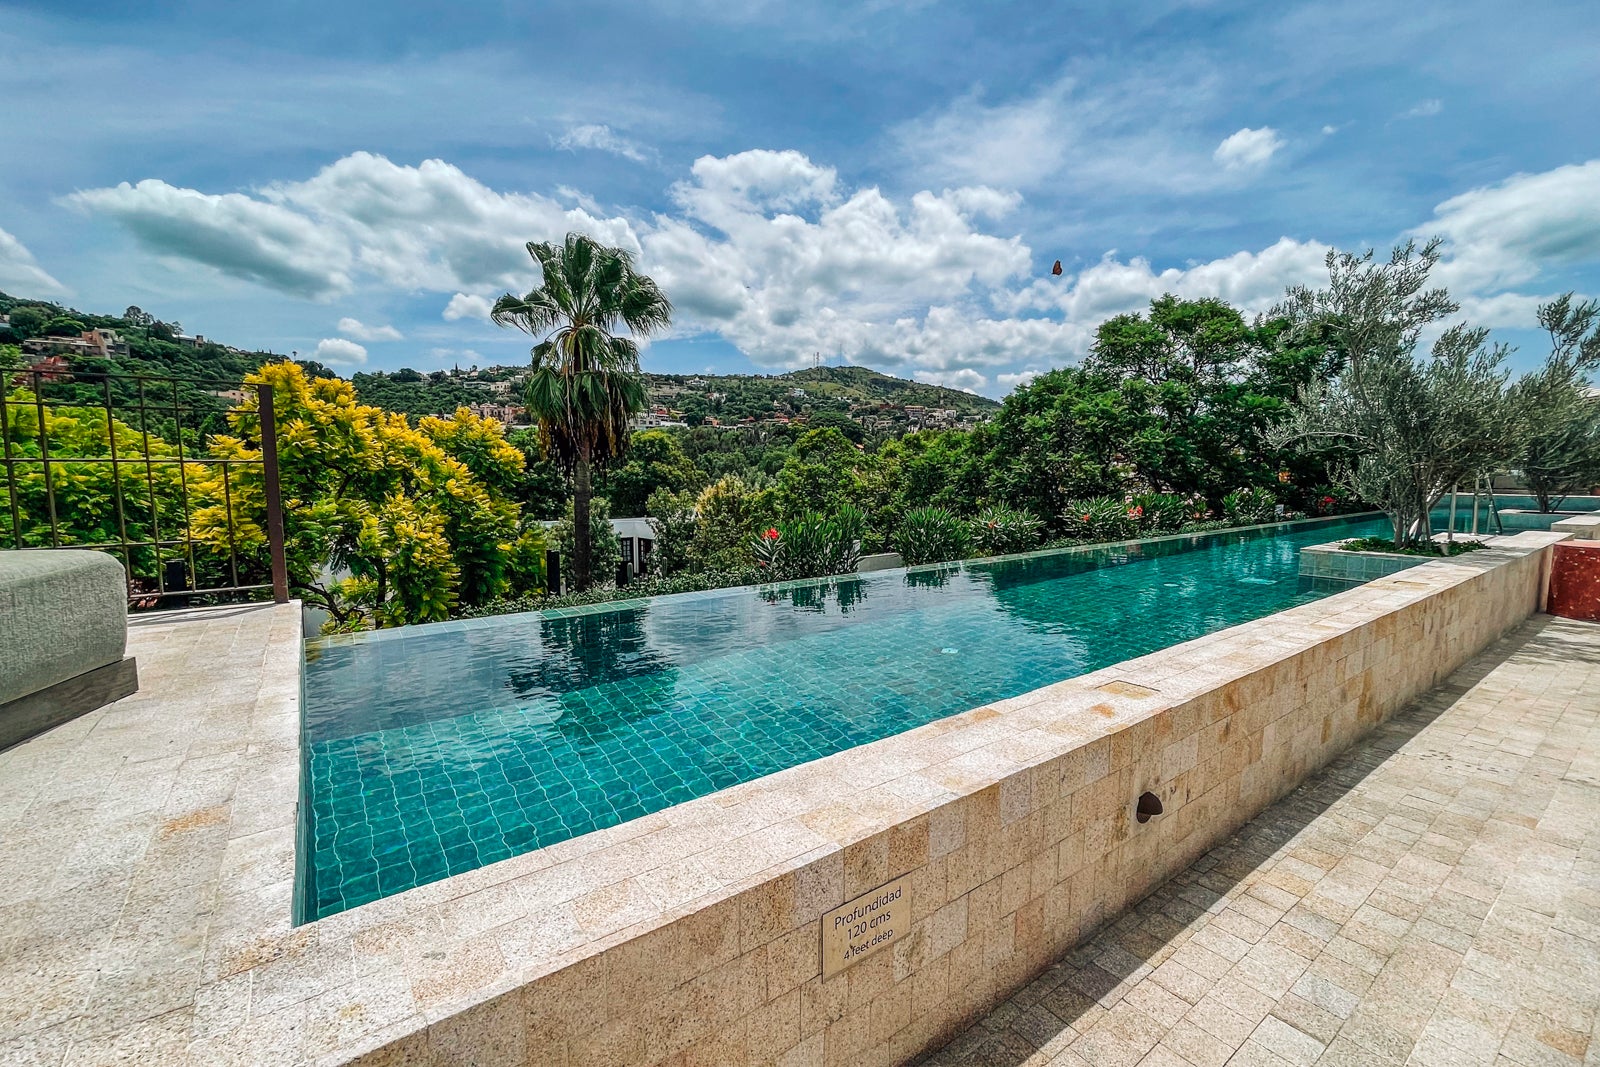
[0,602,306,1067]
[918,615,1600,1067]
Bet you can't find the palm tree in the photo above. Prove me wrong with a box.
[492,234,671,591]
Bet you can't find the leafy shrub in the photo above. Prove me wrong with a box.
[1340,537,1485,558]
[1128,492,1199,533]
[1307,485,1358,516]
[645,487,697,576]
[968,504,1043,556]
[1062,497,1140,542]
[689,476,766,572]
[1176,519,1237,534]
[898,506,971,565]
[550,496,622,585]
[753,505,865,580]
[1222,488,1279,525]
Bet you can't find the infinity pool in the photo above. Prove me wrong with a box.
[299,514,1386,920]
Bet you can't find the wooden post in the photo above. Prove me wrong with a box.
[258,384,290,604]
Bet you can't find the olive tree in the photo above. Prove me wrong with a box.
[1506,295,1600,512]
[1275,240,1512,548]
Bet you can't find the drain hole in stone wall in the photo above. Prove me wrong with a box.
[1136,792,1164,824]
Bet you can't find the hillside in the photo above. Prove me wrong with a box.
[647,365,998,413]
[0,290,999,429]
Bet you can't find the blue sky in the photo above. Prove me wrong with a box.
[1,0,1597,395]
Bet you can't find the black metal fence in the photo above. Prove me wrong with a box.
[1,365,288,607]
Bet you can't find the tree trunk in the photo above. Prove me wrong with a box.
[573,446,593,592]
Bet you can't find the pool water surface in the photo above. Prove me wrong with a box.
[299,514,1386,920]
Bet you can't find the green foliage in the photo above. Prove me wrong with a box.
[772,428,870,523]
[1277,240,1514,547]
[897,506,971,565]
[644,487,697,576]
[0,386,191,579]
[1127,492,1199,533]
[458,566,766,619]
[551,496,622,586]
[190,362,531,628]
[754,505,865,580]
[604,429,703,515]
[968,504,1044,556]
[504,427,570,519]
[689,475,768,571]
[492,233,671,590]
[6,305,48,338]
[1340,537,1487,557]
[1506,295,1600,512]
[1221,488,1279,525]
[44,316,88,336]
[1062,497,1140,542]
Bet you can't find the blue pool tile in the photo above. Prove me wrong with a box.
[300,515,1389,920]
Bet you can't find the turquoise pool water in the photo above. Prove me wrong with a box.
[1429,494,1600,533]
[299,514,1387,920]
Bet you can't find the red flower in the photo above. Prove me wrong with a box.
[1321,495,1336,506]
[1128,505,1144,518]
[761,527,780,540]
[1081,513,1092,522]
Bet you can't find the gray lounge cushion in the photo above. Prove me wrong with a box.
[0,550,128,706]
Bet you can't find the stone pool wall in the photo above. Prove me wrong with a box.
[1297,541,1424,582]
[334,531,1563,1067]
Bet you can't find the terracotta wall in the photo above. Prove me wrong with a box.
[1547,541,1600,621]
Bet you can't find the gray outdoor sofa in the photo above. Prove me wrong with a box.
[0,550,138,750]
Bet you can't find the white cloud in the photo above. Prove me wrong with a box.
[640,149,1042,373]
[65,179,352,297]
[1418,160,1600,293]
[442,292,495,321]
[314,337,368,365]
[68,152,638,301]
[913,368,987,393]
[891,72,1225,194]
[336,316,402,341]
[1213,127,1284,171]
[996,369,1041,390]
[1400,98,1443,119]
[0,226,67,296]
[1008,237,1331,323]
[553,124,651,163]
[60,146,1600,396]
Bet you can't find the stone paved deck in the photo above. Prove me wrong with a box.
[0,601,303,1066]
[920,614,1600,1067]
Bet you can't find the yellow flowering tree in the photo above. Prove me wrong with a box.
[191,361,530,628]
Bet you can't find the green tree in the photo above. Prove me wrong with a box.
[1084,296,1334,510]
[644,487,697,576]
[1507,295,1600,511]
[192,362,528,627]
[551,495,622,586]
[604,429,703,516]
[689,475,769,572]
[505,427,570,519]
[804,409,863,443]
[6,306,48,339]
[1277,240,1513,548]
[43,316,88,336]
[772,427,869,522]
[492,234,672,590]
